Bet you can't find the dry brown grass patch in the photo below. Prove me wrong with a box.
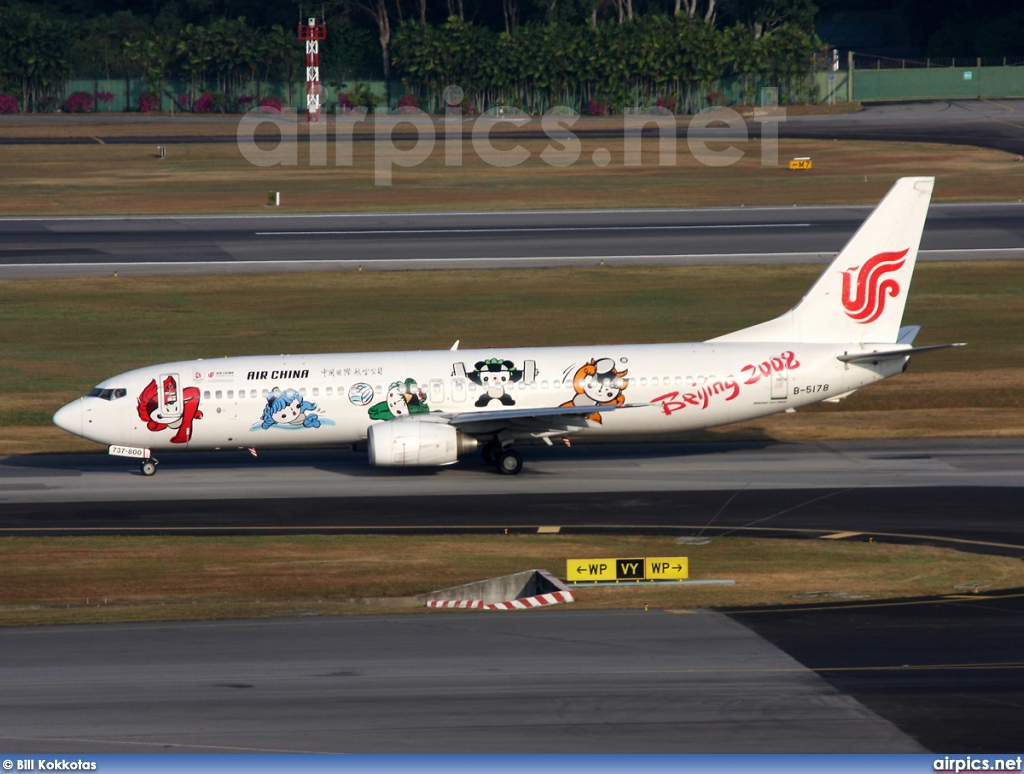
[2,534,1022,625]
[1,137,1023,216]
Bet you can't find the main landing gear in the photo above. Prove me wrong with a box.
[481,441,522,475]
[139,457,159,477]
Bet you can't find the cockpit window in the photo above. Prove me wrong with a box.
[86,387,127,401]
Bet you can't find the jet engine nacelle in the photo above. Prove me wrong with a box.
[367,421,478,467]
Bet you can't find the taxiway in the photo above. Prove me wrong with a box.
[1,202,1023,278]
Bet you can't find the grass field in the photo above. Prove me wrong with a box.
[2,533,1021,626]
[2,129,1023,215]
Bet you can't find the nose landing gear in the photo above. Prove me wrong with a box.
[140,458,159,476]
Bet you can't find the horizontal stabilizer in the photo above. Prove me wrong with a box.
[837,343,966,363]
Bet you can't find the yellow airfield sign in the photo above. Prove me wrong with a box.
[566,557,688,583]
[647,557,689,580]
[567,558,618,581]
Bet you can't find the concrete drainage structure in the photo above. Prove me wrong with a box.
[420,569,575,610]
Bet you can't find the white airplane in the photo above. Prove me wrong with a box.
[54,176,961,476]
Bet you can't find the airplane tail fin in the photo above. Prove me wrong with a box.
[709,176,934,344]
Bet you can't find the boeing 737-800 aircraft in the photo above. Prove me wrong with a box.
[54,177,960,476]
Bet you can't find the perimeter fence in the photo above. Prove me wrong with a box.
[848,53,1024,100]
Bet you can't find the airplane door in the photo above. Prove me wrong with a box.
[771,366,788,401]
[429,379,445,405]
[159,373,184,421]
[521,359,538,385]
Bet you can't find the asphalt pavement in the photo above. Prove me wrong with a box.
[3,99,1024,154]
[1,202,1023,278]
[2,100,1022,753]
[0,609,929,753]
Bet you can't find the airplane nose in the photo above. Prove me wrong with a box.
[53,399,83,437]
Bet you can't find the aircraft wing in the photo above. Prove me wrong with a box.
[442,403,645,437]
[837,343,966,363]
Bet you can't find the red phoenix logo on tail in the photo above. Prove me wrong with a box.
[841,248,909,324]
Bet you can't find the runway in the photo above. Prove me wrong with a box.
[2,440,1023,553]
[2,437,1023,751]
[3,99,1024,279]
[2,202,1023,278]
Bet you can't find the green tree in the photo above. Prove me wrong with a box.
[124,33,174,106]
[0,7,72,111]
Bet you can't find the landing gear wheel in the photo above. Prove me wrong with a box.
[496,449,523,476]
[140,459,158,477]
[481,441,501,467]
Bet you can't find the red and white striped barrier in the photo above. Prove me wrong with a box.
[484,591,575,610]
[426,599,484,609]
[426,590,574,611]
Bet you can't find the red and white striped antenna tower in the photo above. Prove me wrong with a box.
[298,16,327,122]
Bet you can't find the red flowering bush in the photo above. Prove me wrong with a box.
[587,99,609,116]
[138,91,160,112]
[95,91,115,104]
[177,93,193,111]
[64,91,95,113]
[260,96,283,113]
[339,83,380,112]
[338,92,356,113]
[655,96,678,114]
[0,94,20,114]
[396,93,419,114]
[194,93,215,113]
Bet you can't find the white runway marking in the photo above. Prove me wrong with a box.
[254,223,812,236]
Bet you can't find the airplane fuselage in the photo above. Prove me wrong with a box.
[58,341,903,453]
[52,178,943,476]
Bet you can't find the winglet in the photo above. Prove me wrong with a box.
[897,325,921,345]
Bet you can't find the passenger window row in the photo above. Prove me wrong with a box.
[196,374,716,403]
[202,389,263,400]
